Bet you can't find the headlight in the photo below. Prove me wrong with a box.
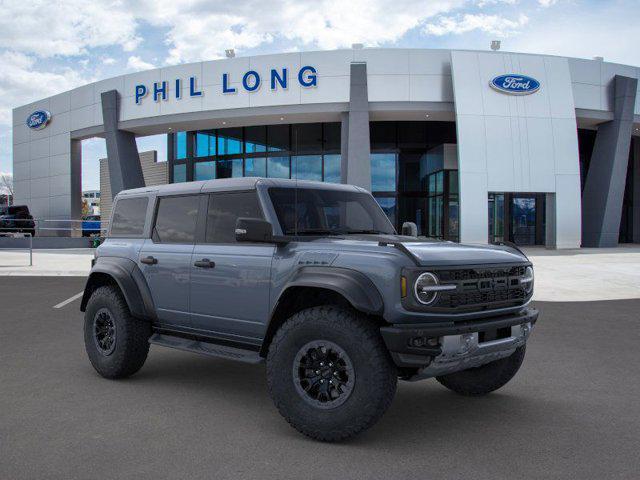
[414,272,441,305]
[522,266,534,294]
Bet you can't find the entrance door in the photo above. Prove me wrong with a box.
[510,196,537,245]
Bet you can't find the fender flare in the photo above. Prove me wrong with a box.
[80,257,156,320]
[278,266,384,315]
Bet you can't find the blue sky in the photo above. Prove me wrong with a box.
[1,0,638,192]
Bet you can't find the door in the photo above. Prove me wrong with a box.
[138,194,200,326]
[189,191,274,343]
[510,195,537,246]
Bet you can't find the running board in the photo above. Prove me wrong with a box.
[149,333,264,364]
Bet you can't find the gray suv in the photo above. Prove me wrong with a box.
[81,177,537,441]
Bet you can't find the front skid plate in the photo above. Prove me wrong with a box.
[405,323,532,381]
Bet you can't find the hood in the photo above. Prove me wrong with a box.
[326,234,528,266]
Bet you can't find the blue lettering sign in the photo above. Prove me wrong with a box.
[189,76,202,97]
[222,73,236,94]
[298,66,317,87]
[271,68,287,90]
[242,70,261,92]
[153,81,168,102]
[490,74,540,95]
[135,85,147,104]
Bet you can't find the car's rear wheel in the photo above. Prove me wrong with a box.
[84,285,151,379]
[266,306,397,442]
[436,345,526,396]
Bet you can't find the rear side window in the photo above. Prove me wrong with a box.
[153,195,200,244]
[110,197,148,236]
[205,192,262,243]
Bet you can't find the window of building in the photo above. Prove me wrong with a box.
[245,157,266,177]
[292,155,322,181]
[175,131,187,160]
[267,124,290,152]
[267,156,290,178]
[292,123,322,154]
[217,159,243,178]
[371,153,397,192]
[323,154,341,183]
[153,195,199,244]
[110,197,148,237]
[217,128,243,155]
[205,192,263,243]
[194,161,216,181]
[173,163,187,183]
[196,131,216,157]
[245,126,267,153]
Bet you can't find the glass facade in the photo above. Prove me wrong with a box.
[369,121,459,241]
[169,123,341,184]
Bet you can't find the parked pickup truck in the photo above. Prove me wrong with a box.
[81,178,537,441]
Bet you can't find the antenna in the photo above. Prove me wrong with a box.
[490,40,501,51]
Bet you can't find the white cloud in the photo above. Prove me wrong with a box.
[424,13,529,36]
[0,51,86,124]
[102,57,117,65]
[0,0,140,58]
[538,0,558,6]
[132,0,467,64]
[126,56,156,72]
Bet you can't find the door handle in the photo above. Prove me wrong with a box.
[140,256,158,265]
[194,259,215,268]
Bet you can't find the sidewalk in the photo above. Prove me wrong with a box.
[0,246,639,302]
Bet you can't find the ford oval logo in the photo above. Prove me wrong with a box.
[490,74,540,95]
[26,110,52,130]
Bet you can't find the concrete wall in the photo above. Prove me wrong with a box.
[451,51,582,248]
[99,150,167,228]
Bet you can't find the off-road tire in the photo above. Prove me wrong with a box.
[266,306,397,442]
[84,285,151,379]
[436,345,526,396]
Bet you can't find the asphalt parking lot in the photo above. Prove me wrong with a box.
[2,277,639,480]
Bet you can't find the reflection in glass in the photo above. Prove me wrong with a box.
[245,157,266,177]
[267,124,290,152]
[175,132,187,160]
[267,156,290,178]
[194,161,216,180]
[196,131,215,157]
[217,159,243,178]
[292,124,322,154]
[173,163,187,182]
[323,154,341,183]
[245,126,267,153]
[217,128,243,155]
[375,197,397,227]
[292,155,322,181]
[371,153,397,192]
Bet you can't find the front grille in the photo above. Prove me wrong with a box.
[432,265,529,311]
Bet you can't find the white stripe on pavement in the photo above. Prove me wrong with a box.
[53,291,84,309]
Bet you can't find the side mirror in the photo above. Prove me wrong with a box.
[401,221,418,237]
[235,217,274,243]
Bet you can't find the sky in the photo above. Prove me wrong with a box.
[0,0,639,192]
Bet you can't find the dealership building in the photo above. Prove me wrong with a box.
[11,48,640,248]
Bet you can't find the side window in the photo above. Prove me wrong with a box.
[153,195,200,244]
[110,197,148,236]
[205,192,263,243]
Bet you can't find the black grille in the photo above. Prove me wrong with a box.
[433,265,529,310]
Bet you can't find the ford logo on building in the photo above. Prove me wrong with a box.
[490,74,540,95]
[26,110,52,130]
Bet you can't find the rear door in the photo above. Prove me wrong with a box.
[138,194,200,327]
[189,191,274,343]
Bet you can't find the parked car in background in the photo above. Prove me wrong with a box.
[0,205,35,236]
[82,215,101,237]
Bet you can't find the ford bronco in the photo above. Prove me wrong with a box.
[81,177,537,441]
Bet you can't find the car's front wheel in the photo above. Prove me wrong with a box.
[436,345,526,396]
[266,306,397,442]
[84,285,151,379]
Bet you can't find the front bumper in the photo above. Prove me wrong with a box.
[380,307,538,378]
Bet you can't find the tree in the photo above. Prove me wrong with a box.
[82,198,91,217]
[0,173,13,206]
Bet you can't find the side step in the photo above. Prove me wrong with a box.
[149,333,264,364]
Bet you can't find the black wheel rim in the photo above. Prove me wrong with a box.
[293,340,355,409]
[93,308,116,356]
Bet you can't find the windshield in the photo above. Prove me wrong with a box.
[269,187,395,236]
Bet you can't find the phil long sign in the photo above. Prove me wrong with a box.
[490,74,540,95]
